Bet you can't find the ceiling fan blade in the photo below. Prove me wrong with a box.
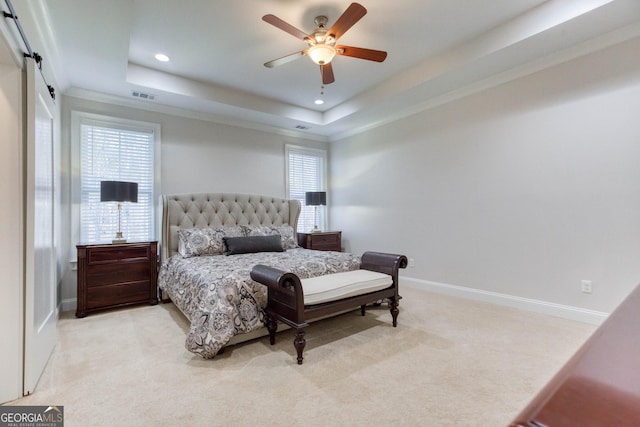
[262,14,310,41]
[264,51,306,68]
[336,45,387,62]
[320,63,335,84]
[327,2,367,41]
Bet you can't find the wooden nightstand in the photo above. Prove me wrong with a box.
[76,241,158,317]
[297,231,342,252]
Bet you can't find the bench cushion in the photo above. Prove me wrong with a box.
[302,269,393,305]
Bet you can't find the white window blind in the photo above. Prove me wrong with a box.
[286,145,327,233]
[80,120,155,243]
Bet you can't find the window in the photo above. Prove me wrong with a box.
[75,113,159,243]
[286,145,327,233]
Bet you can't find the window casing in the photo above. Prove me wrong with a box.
[285,145,327,233]
[73,112,159,244]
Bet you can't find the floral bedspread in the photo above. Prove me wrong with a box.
[158,248,361,358]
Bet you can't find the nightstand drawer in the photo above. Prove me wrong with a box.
[86,281,151,309]
[87,261,150,287]
[88,246,150,263]
[312,233,340,246]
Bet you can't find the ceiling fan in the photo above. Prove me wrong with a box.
[262,2,387,85]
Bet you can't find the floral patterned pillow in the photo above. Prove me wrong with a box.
[241,225,298,250]
[177,226,244,257]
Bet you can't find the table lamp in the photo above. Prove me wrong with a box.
[305,191,326,233]
[100,180,138,243]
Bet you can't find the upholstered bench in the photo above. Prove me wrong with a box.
[250,251,407,364]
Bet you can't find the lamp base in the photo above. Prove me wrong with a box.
[112,231,126,244]
[310,204,322,233]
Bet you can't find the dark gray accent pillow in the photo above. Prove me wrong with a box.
[223,235,284,255]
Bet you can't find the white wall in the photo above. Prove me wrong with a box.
[160,114,303,196]
[60,96,328,304]
[331,37,640,315]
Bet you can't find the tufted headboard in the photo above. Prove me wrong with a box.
[160,193,301,261]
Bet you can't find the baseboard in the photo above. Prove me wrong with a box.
[401,276,609,325]
[61,298,76,313]
[59,281,609,324]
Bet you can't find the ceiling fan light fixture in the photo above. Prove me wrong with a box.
[263,4,386,84]
[155,53,170,62]
[308,44,336,65]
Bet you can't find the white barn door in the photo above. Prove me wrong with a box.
[23,58,57,395]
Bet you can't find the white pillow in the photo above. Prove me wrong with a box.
[177,226,244,257]
[241,225,298,250]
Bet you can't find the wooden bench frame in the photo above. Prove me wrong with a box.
[250,251,408,364]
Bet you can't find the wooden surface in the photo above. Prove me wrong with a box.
[76,241,158,317]
[510,283,640,426]
[297,231,342,251]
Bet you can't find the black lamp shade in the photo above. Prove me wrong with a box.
[305,191,326,206]
[100,181,138,203]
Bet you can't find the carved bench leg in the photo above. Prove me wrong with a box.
[389,297,400,327]
[266,313,278,345]
[294,329,306,365]
[360,304,366,316]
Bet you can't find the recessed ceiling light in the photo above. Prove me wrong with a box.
[155,53,170,62]
[314,99,324,105]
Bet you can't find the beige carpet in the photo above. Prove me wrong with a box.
[7,286,595,426]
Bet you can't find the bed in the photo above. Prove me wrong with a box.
[158,192,361,358]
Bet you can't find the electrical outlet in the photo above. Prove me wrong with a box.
[581,280,592,294]
[409,258,415,268]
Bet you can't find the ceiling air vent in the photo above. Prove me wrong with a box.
[295,125,310,130]
[132,91,156,101]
